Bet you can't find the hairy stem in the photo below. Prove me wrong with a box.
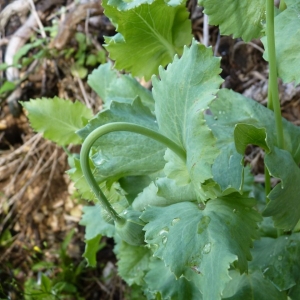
[266,0,284,149]
[80,122,186,223]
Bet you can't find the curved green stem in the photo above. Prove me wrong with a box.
[266,0,284,150]
[80,122,186,224]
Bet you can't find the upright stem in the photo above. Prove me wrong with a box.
[80,122,186,224]
[266,0,284,150]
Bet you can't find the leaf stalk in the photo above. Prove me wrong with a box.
[266,0,284,150]
[80,122,186,223]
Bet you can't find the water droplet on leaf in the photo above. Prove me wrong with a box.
[278,255,283,261]
[159,228,169,236]
[203,242,211,254]
[171,218,180,226]
[162,236,168,244]
[191,266,201,274]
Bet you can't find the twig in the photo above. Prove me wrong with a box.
[77,76,92,108]
[42,148,58,200]
[28,0,46,38]
[203,14,209,46]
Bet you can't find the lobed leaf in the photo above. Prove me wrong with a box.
[263,147,300,230]
[153,40,223,200]
[199,0,266,42]
[116,241,151,286]
[83,234,102,267]
[141,196,261,300]
[249,234,300,291]
[103,0,192,80]
[262,0,300,84]
[77,98,166,183]
[88,62,154,110]
[222,270,287,300]
[21,97,93,146]
[132,177,197,211]
[106,0,183,11]
[145,258,203,300]
[206,89,300,192]
[79,205,115,240]
[234,124,270,154]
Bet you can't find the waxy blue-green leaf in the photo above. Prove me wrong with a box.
[262,0,300,84]
[80,205,115,240]
[21,97,93,146]
[116,242,151,286]
[249,234,300,291]
[141,196,261,300]
[206,89,300,192]
[77,98,166,183]
[222,270,287,300]
[132,177,197,211]
[67,158,128,215]
[264,147,300,230]
[199,0,266,42]
[145,258,203,300]
[103,0,192,80]
[88,62,154,110]
[163,149,191,186]
[153,40,223,200]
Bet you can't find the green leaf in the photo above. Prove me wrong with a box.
[116,241,151,286]
[70,63,88,79]
[107,0,183,11]
[88,62,154,110]
[262,0,300,84]
[67,157,96,201]
[234,124,270,154]
[77,98,166,183]
[206,89,300,192]
[222,270,287,300]
[145,258,203,300]
[13,39,44,64]
[199,0,266,42]
[83,234,102,267]
[103,0,192,80]
[163,149,191,186]
[249,234,300,291]
[119,175,152,204]
[79,205,115,240]
[0,81,16,94]
[21,97,93,146]
[263,147,300,230]
[132,177,197,211]
[153,40,223,200]
[141,196,261,300]
[289,279,300,300]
